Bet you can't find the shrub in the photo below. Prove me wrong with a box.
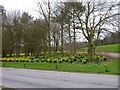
[73,58,76,61]
[103,56,108,61]
[54,60,57,63]
[49,60,52,63]
[82,58,87,64]
[69,60,73,63]
[26,60,29,62]
[31,60,34,63]
[41,58,45,62]
[65,59,68,62]
[59,60,62,63]
[15,60,19,62]
[48,58,52,63]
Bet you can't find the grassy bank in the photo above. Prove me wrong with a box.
[1,59,119,75]
[80,44,120,53]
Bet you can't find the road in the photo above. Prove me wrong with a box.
[81,52,120,59]
[1,68,119,88]
[95,52,120,59]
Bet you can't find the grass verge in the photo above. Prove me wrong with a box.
[1,59,119,75]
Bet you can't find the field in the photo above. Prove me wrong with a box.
[80,44,120,53]
[1,59,119,75]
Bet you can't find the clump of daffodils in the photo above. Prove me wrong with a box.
[0,56,32,62]
[0,53,108,64]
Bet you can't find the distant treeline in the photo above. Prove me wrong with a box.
[79,31,120,48]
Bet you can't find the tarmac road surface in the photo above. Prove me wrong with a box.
[1,68,119,88]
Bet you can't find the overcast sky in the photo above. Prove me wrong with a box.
[0,0,119,19]
[0,0,39,18]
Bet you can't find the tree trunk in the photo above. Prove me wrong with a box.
[34,43,41,58]
[53,32,56,53]
[2,50,6,57]
[88,40,94,61]
[16,48,20,57]
[73,26,76,55]
[48,1,51,57]
[68,20,72,54]
[16,47,20,57]
[56,40,58,53]
[87,29,95,61]
[61,22,64,53]
[43,40,47,54]
[25,45,28,56]
[9,49,13,57]
[73,14,76,55]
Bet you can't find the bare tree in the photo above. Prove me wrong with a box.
[36,0,53,56]
[77,0,119,61]
[63,1,85,54]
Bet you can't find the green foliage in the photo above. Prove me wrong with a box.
[81,44,120,53]
[94,55,108,64]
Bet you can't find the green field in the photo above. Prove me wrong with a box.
[1,59,119,75]
[80,44,120,53]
